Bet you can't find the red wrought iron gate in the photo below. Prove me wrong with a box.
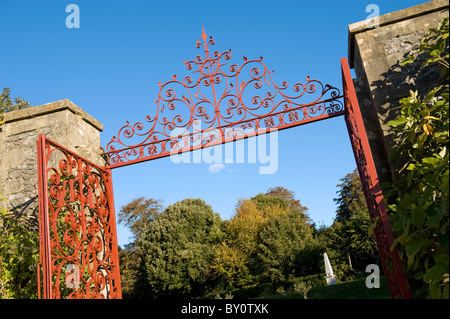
[36,29,410,299]
[341,57,410,299]
[36,135,121,299]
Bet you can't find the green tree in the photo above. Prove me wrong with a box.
[118,244,151,299]
[320,170,377,281]
[324,211,378,280]
[118,196,162,245]
[117,197,164,298]
[264,186,308,213]
[216,197,288,287]
[213,188,321,290]
[227,199,270,258]
[386,18,449,299]
[256,210,323,282]
[211,241,251,289]
[227,197,292,255]
[138,199,224,298]
[0,87,32,125]
[333,169,367,223]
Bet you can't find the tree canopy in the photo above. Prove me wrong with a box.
[137,198,224,298]
[118,196,162,244]
[0,87,32,125]
[333,169,367,223]
[114,181,381,298]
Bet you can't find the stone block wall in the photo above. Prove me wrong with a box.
[348,0,449,185]
[0,99,104,229]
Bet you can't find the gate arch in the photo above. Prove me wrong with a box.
[37,28,410,299]
[104,27,345,168]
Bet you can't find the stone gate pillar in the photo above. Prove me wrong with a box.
[0,99,104,229]
[348,0,449,186]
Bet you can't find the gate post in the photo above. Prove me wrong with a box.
[341,57,410,299]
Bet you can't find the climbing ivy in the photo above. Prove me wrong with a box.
[386,18,449,299]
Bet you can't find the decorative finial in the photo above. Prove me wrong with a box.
[201,26,208,44]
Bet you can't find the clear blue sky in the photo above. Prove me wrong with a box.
[0,0,428,247]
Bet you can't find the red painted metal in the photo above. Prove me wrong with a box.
[104,27,344,168]
[36,135,122,299]
[341,57,410,299]
[37,134,51,299]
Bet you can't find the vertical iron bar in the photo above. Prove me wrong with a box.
[103,168,122,298]
[340,57,410,299]
[36,134,52,299]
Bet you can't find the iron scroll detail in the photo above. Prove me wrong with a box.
[104,27,344,168]
[37,135,122,299]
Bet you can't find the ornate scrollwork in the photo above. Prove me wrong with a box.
[41,138,121,299]
[104,27,344,167]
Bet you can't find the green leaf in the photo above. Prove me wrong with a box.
[429,49,440,56]
[435,254,449,268]
[422,157,441,166]
[401,55,416,65]
[419,132,428,146]
[424,263,447,282]
[368,219,378,235]
[387,203,397,212]
[429,282,442,298]
[411,206,426,227]
[397,233,410,246]
[387,117,408,127]
[406,172,414,188]
[406,234,422,259]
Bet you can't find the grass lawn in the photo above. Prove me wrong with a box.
[252,276,391,299]
[307,276,391,299]
[217,275,392,299]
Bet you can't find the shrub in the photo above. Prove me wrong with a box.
[386,18,449,299]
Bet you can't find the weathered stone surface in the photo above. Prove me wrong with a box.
[0,99,104,229]
[348,0,449,185]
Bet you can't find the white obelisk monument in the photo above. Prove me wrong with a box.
[324,252,337,286]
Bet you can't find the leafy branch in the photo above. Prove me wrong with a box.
[386,18,449,299]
